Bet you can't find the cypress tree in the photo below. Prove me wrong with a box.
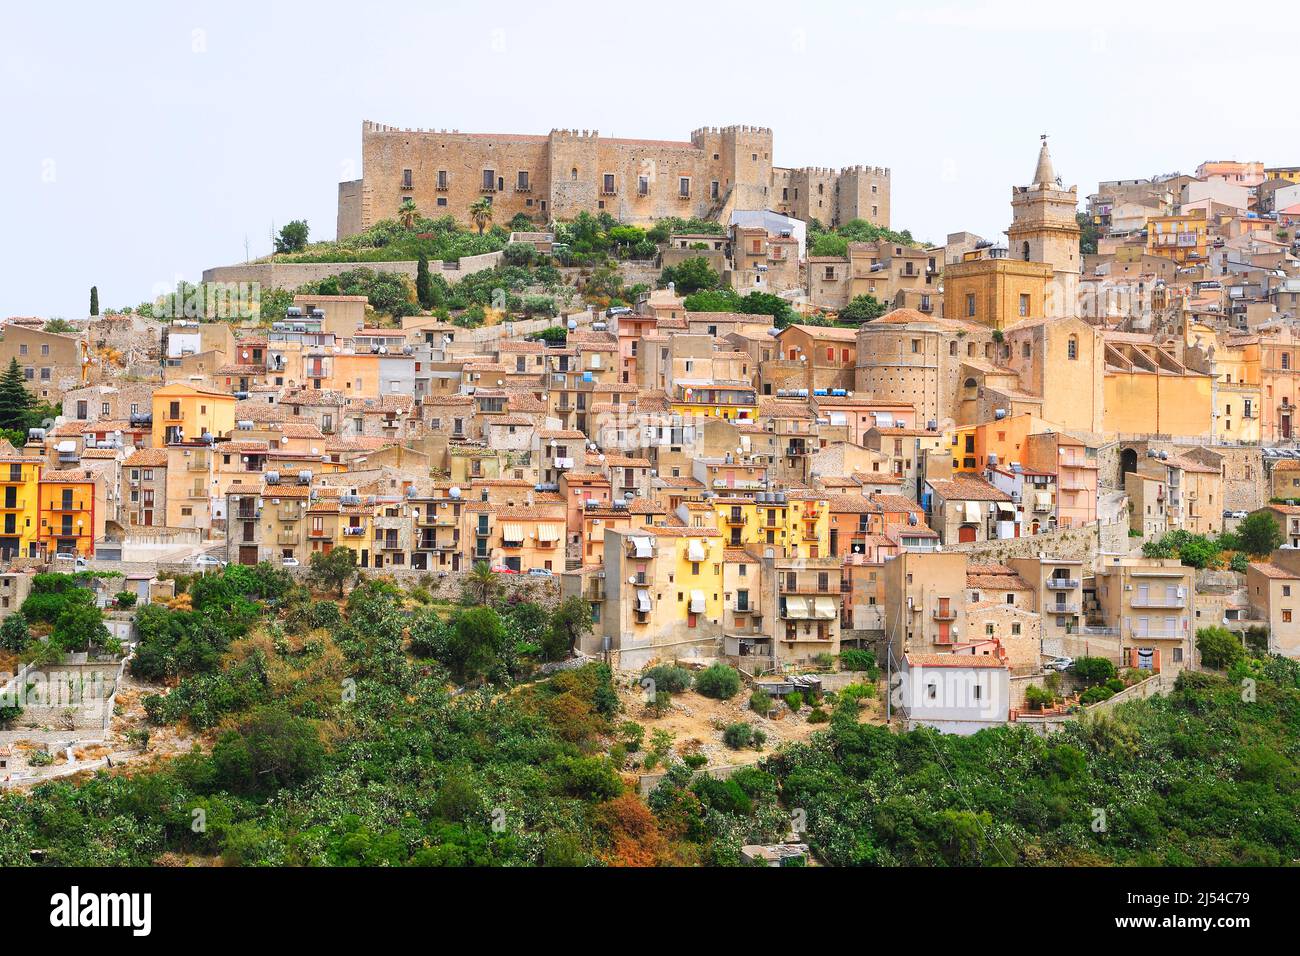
[89,285,99,316]
[416,254,434,311]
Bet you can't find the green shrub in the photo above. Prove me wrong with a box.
[723,722,754,749]
[694,663,741,700]
[784,691,804,712]
[839,649,877,672]
[1072,657,1117,686]
[1024,685,1055,710]
[682,752,708,770]
[749,688,772,716]
[807,707,830,724]
[115,591,138,608]
[1081,685,1116,705]
[642,663,693,694]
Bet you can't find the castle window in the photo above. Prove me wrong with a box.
[679,177,691,198]
[949,341,957,356]
[482,169,495,191]
[517,170,529,191]
[602,173,615,195]
[402,168,412,188]
[966,293,976,317]
[437,169,447,190]
[638,175,649,196]
[752,153,757,161]
[571,168,577,180]
[1068,335,1078,360]
[711,181,719,200]
[1023,342,1031,358]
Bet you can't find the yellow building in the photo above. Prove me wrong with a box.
[38,468,98,557]
[944,256,1053,330]
[1146,209,1208,265]
[0,452,41,559]
[153,383,237,447]
[1103,342,1213,438]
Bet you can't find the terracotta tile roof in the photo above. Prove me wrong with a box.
[1250,562,1300,579]
[926,478,1012,502]
[124,447,168,467]
[905,653,1007,669]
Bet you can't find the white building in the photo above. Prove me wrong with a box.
[896,653,1009,735]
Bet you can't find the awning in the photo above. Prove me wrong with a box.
[690,589,706,613]
[631,536,653,558]
[785,596,812,619]
[687,539,707,562]
[501,523,525,544]
[636,588,652,613]
[963,501,982,523]
[536,523,562,542]
[1035,492,1052,510]
[997,502,1016,516]
[813,596,837,620]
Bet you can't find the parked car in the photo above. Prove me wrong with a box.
[490,565,519,574]
[606,306,632,318]
[527,568,553,577]
[281,557,300,568]
[54,553,88,569]
[1043,656,1074,672]
[193,555,226,569]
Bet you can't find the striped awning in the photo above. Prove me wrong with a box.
[536,523,562,542]
[813,596,837,620]
[963,501,982,523]
[631,536,654,558]
[636,588,652,613]
[501,523,525,544]
[785,596,812,619]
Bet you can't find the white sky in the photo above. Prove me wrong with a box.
[3,0,1299,318]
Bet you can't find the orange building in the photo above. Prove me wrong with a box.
[38,468,98,557]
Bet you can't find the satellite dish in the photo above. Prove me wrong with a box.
[567,319,578,331]
[449,486,462,499]
[627,576,636,585]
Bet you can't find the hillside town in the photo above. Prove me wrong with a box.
[7,134,1300,738]
[1,116,1298,877]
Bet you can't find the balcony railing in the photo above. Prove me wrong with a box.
[1047,603,1081,614]
[1045,578,1080,590]
[932,607,957,621]
[1131,628,1183,639]
[1131,596,1186,608]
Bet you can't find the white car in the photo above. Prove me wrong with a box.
[281,556,300,568]
[1043,656,1074,673]
[527,567,553,577]
[193,555,226,569]
[54,553,88,568]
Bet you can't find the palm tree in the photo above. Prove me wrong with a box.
[469,197,493,235]
[468,560,496,605]
[398,198,419,231]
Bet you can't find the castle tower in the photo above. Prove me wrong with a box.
[1007,136,1081,318]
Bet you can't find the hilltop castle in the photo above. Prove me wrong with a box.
[336,121,889,236]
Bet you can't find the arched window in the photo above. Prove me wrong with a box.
[571,167,578,180]
[1067,335,1078,360]
[1022,241,1031,261]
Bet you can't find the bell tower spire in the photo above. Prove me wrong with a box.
[1033,133,1056,187]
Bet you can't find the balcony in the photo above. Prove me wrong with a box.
[932,606,957,621]
[1131,596,1186,608]
[342,526,366,537]
[187,459,210,472]
[515,183,532,193]
[1131,628,1183,640]
[1047,603,1081,615]
[279,508,301,521]
[379,540,403,551]
[277,531,298,545]
[1045,577,1080,590]
[308,528,330,539]
[724,513,747,526]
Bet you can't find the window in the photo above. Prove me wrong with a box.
[402,168,412,188]
[637,175,649,197]
[437,169,448,189]
[1019,293,1030,317]
[1067,335,1078,360]
[679,177,690,198]
[517,170,529,191]
[710,180,719,200]
[482,169,495,191]
[966,293,976,317]
[602,173,615,194]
